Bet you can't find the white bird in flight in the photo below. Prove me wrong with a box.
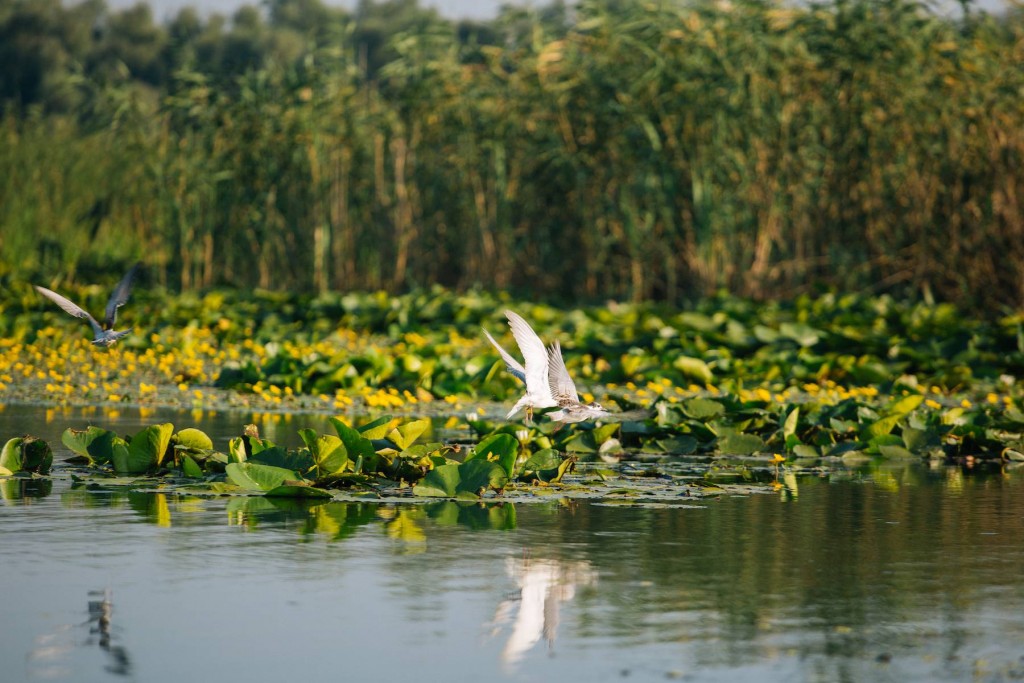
[546,340,611,424]
[34,262,140,347]
[483,310,558,422]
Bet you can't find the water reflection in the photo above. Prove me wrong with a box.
[0,477,53,502]
[27,590,132,680]
[489,557,597,670]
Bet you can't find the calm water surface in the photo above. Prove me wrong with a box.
[2,406,1024,683]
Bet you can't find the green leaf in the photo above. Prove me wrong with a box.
[879,444,917,459]
[456,459,508,496]
[265,485,333,499]
[890,394,924,415]
[866,414,901,438]
[249,446,315,473]
[779,322,821,347]
[717,433,765,455]
[792,444,819,459]
[783,407,800,440]
[387,418,430,450]
[175,428,213,451]
[181,454,204,478]
[465,433,518,479]
[413,463,461,497]
[225,462,300,491]
[357,415,393,440]
[672,356,713,384]
[61,427,115,465]
[0,438,23,472]
[654,435,698,454]
[110,437,141,474]
[127,423,174,470]
[228,436,248,463]
[329,418,377,461]
[682,398,725,420]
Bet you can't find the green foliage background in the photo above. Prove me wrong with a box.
[1,0,1023,311]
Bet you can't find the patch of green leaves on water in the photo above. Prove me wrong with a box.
[0,436,53,475]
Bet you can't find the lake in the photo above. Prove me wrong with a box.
[2,405,1024,682]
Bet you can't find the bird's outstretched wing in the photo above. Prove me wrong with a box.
[546,340,579,405]
[34,286,103,337]
[483,327,527,384]
[104,262,140,329]
[505,310,550,399]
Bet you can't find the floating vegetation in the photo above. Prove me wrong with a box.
[2,289,1023,503]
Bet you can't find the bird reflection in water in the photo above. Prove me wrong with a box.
[27,589,132,679]
[487,557,597,669]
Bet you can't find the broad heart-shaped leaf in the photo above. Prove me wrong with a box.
[889,394,924,416]
[783,407,800,440]
[865,414,901,439]
[387,418,430,450]
[61,427,115,465]
[226,462,300,491]
[265,485,333,499]
[413,463,461,497]
[127,423,174,469]
[792,444,820,459]
[0,438,24,472]
[879,444,916,459]
[175,428,213,451]
[456,458,508,496]
[672,355,713,384]
[357,415,393,440]
[112,436,149,474]
[717,432,765,455]
[181,454,204,478]
[303,433,349,475]
[248,446,315,473]
[329,418,377,462]
[682,398,725,420]
[518,448,570,483]
[465,433,518,479]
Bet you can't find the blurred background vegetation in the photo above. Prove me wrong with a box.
[1,0,1023,312]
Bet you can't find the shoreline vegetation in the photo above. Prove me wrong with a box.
[1,0,1023,310]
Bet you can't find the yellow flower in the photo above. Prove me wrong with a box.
[925,399,942,410]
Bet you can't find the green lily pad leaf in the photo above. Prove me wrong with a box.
[866,414,901,439]
[181,454,204,478]
[225,462,301,492]
[249,446,315,473]
[465,433,518,479]
[299,429,350,476]
[783,407,800,440]
[564,433,597,453]
[0,465,13,477]
[329,418,377,460]
[592,423,620,444]
[1,436,53,474]
[413,463,461,497]
[682,398,725,420]
[673,355,713,384]
[792,444,819,459]
[175,428,213,451]
[718,433,765,455]
[111,437,145,474]
[1003,449,1024,462]
[127,423,174,470]
[62,427,115,465]
[779,322,821,347]
[357,415,393,440]
[655,435,698,455]
[228,436,248,463]
[388,418,430,450]
[902,426,936,453]
[456,458,508,496]
[265,485,333,499]
[519,448,563,481]
[890,394,924,415]
[879,444,917,459]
